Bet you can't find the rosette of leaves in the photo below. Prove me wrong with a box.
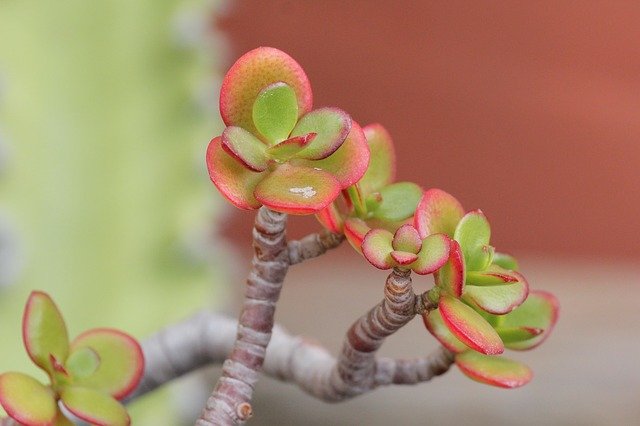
[0,292,144,426]
[206,47,370,214]
[316,124,423,249]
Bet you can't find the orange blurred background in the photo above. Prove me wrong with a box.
[218,1,640,259]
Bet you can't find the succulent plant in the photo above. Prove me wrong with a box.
[0,292,143,426]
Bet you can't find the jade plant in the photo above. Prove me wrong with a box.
[0,46,558,426]
[0,292,143,425]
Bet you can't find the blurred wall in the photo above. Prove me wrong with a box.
[218,1,640,260]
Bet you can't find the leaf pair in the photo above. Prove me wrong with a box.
[0,292,144,426]
[423,290,559,388]
[207,47,370,215]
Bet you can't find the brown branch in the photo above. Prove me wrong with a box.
[287,229,344,265]
[0,418,18,426]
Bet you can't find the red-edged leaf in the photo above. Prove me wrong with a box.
[392,224,422,254]
[297,121,370,188]
[361,229,394,269]
[422,309,468,354]
[206,137,266,210]
[412,233,451,275]
[61,387,129,426]
[344,217,371,253]
[291,107,351,160]
[315,202,344,233]
[492,252,520,271]
[391,251,418,265]
[455,351,532,388]
[463,272,529,315]
[414,188,465,238]
[0,372,57,426]
[252,81,299,143]
[439,295,504,355]
[434,240,465,296]
[221,126,268,172]
[69,329,144,400]
[267,134,315,161]
[496,327,543,344]
[466,265,520,286]
[359,123,396,195]
[220,47,312,133]
[500,290,560,350]
[454,210,493,271]
[254,164,341,215]
[22,291,69,376]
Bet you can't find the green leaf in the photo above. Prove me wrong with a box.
[22,291,69,375]
[220,47,312,134]
[359,123,396,195]
[69,329,144,400]
[267,134,315,162]
[361,229,394,269]
[295,121,370,188]
[0,372,57,426]
[221,126,268,172]
[252,82,299,143]
[438,295,504,355]
[455,351,532,388]
[65,347,100,379]
[370,182,422,222]
[492,252,520,271]
[454,210,492,271]
[254,164,341,215]
[463,276,529,315]
[61,386,129,426]
[291,107,351,160]
[422,309,468,354]
[412,233,450,275]
[414,188,465,238]
[466,264,520,286]
[434,240,465,296]
[392,224,422,254]
[206,136,266,210]
[499,290,559,350]
[343,217,371,253]
[391,251,418,265]
[496,326,543,344]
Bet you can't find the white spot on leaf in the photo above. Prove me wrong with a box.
[289,186,316,199]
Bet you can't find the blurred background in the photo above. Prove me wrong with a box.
[1,1,639,425]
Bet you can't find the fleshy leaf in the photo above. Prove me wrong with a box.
[220,47,312,133]
[359,123,396,195]
[500,290,559,350]
[65,347,100,379]
[454,210,492,271]
[61,387,129,426]
[466,265,520,286]
[455,351,532,388]
[315,203,344,233]
[414,188,465,238]
[361,229,394,269]
[252,82,299,143]
[370,182,422,222]
[496,327,543,344]
[439,295,504,355]
[296,121,370,188]
[221,126,268,172]
[492,252,520,271]
[434,240,465,296]
[206,137,265,210]
[392,224,422,253]
[422,309,468,354]
[463,273,529,315]
[254,164,341,215]
[69,329,144,400]
[267,134,315,161]
[412,233,451,275]
[344,217,371,253]
[391,251,418,265]
[291,107,351,160]
[22,291,69,375]
[0,372,57,426]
